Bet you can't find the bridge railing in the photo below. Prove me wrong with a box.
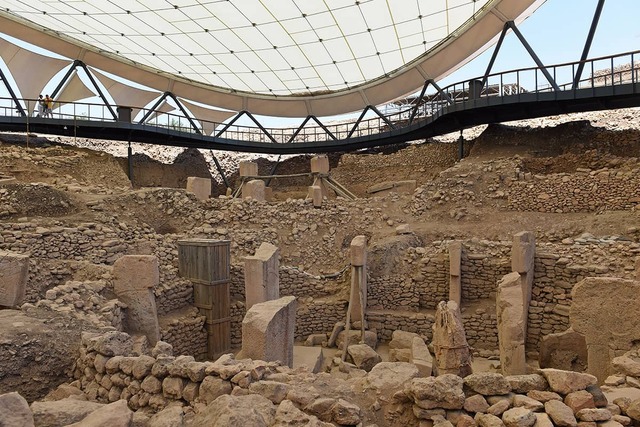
[0,50,638,145]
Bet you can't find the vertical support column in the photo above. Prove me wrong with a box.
[458,131,465,160]
[244,243,280,310]
[349,236,367,324]
[127,141,133,186]
[497,272,527,375]
[448,241,463,306]
[113,255,161,345]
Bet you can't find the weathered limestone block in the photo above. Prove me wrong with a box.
[539,328,588,371]
[239,161,258,177]
[410,336,433,377]
[406,374,465,410]
[432,301,472,377]
[113,255,160,345]
[310,155,330,174]
[244,242,280,310]
[464,373,512,395]
[242,179,265,201]
[31,400,105,427]
[310,185,323,208]
[570,277,640,382]
[497,272,526,375]
[186,177,211,201]
[349,235,367,323]
[540,369,597,395]
[512,231,535,303]
[191,394,275,426]
[448,241,462,305]
[0,392,34,427]
[347,344,381,372]
[240,296,296,368]
[66,399,132,427]
[0,251,29,307]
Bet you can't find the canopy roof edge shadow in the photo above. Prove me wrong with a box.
[0,0,544,117]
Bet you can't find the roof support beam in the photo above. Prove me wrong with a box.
[573,0,606,89]
[0,67,26,117]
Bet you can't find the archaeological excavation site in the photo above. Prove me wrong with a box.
[1,109,640,426]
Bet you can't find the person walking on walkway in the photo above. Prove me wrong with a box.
[36,95,44,117]
[44,95,53,118]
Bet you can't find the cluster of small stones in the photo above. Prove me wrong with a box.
[32,280,126,330]
[461,255,511,301]
[506,165,640,213]
[368,276,421,311]
[367,311,435,342]
[398,369,635,427]
[71,331,364,426]
[461,308,499,352]
[230,302,246,347]
[607,348,640,391]
[159,308,207,359]
[296,299,347,341]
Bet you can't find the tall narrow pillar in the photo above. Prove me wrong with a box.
[239,161,258,178]
[448,241,463,305]
[511,231,535,307]
[497,272,527,375]
[244,243,280,310]
[113,255,160,345]
[309,155,330,198]
[432,301,472,377]
[349,236,367,323]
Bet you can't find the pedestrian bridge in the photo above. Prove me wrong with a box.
[0,50,639,155]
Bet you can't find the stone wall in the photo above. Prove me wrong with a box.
[368,277,419,311]
[462,307,498,352]
[461,254,511,301]
[159,309,207,360]
[296,299,346,341]
[506,166,640,213]
[230,302,246,347]
[367,310,435,342]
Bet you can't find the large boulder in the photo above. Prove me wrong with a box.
[389,330,421,349]
[190,394,275,426]
[406,374,465,410]
[0,392,34,427]
[31,399,105,427]
[347,344,382,372]
[66,400,132,427]
[464,373,512,395]
[366,362,420,393]
[539,369,597,395]
[544,400,577,427]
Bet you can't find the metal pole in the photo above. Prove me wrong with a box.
[507,22,560,91]
[128,141,134,185]
[481,22,510,88]
[0,67,27,117]
[572,0,606,89]
[458,130,464,160]
[265,154,282,187]
[208,150,230,189]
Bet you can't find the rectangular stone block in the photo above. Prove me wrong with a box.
[239,161,258,177]
[310,155,330,174]
[264,187,273,202]
[350,235,367,267]
[497,272,526,376]
[410,336,433,377]
[242,179,265,201]
[186,176,211,201]
[0,251,29,307]
[310,185,323,207]
[448,241,462,305]
[113,255,160,345]
[512,231,535,274]
[244,243,280,310]
[240,296,297,368]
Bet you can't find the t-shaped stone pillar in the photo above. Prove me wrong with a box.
[113,255,161,345]
[244,242,280,310]
[310,155,330,199]
[0,251,29,308]
[239,161,258,178]
[349,235,367,323]
[511,231,535,307]
[240,296,297,368]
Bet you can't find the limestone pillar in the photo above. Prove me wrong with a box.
[113,255,161,345]
[310,185,323,208]
[432,301,472,377]
[511,231,535,307]
[242,179,265,201]
[186,177,211,201]
[448,241,462,306]
[497,272,527,375]
[239,161,258,178]
[0,251,29,307]
[244,242,280,310]
[310,155,330,198]
[349,235,367,323]
[240,296,297,367]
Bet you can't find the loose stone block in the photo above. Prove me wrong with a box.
[239,161,258,177]
[0,251,29,307]
[539,328,588,370]
[310,155,330,174]
[113,255,161,345]
[497,272,526,375]
[448,241,462,305]
[511,231,535,306]
[186,177,211,201]
[240,296,296,368]
[242,179,265,201]
[244,242,280,310]
[571,277,640,382]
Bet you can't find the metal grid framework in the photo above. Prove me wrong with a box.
[1,0,489,96]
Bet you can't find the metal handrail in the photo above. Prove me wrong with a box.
[0,49,638,145]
